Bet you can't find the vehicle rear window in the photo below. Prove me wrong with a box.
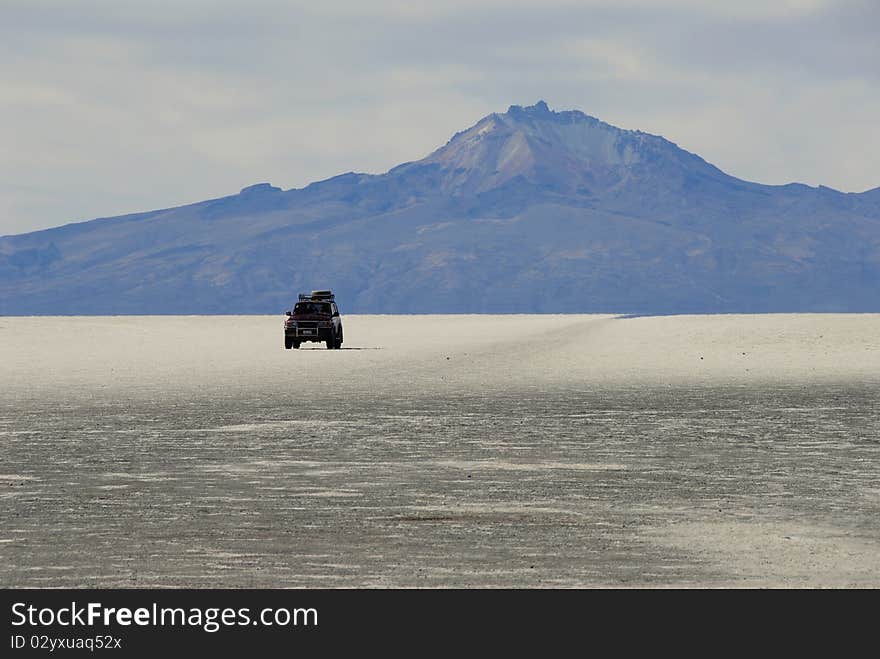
[294,302,331,315]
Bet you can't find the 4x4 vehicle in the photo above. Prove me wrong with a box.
[283,290,343,349]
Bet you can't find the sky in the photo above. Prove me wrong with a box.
[1,0,878,236]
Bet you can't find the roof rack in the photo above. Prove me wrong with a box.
[298,290,334,302]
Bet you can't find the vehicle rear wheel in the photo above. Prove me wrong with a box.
[326,335,335,349]
[292,341,300,349]
[284,336,293,349]
[335,328,343,349]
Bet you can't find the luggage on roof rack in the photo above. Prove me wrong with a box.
[298,290,335,301]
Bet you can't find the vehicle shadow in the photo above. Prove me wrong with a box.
[296,346,383,350]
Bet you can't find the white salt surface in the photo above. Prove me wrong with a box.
[1,314,878,400]
[1,314,879,587]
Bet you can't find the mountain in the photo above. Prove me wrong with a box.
[2,101,879,314]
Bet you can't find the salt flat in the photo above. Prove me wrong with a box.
[1,314,878,587]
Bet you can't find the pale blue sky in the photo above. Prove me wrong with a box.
[2,0,878,235]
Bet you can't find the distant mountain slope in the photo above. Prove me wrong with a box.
[2,101,879,314]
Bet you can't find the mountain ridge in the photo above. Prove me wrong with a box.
[1,101,878,314]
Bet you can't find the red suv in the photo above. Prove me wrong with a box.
[284,290,343,349]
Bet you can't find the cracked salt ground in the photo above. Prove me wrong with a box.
[1,314,879,587]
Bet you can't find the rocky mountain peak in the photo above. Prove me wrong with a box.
[240,183,282,195]
[414,101,706,196]
[506,100,552,118]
